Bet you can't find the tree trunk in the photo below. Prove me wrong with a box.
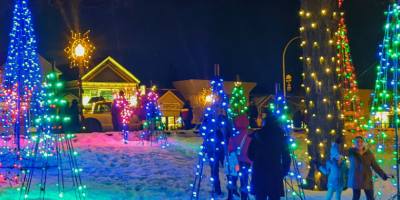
[299,0,343,190]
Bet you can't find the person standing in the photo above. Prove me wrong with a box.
[248,109,291,200]
[69,99,82,133]
[348,136,390,200]
[248,100,259,129]
[226,115,252,200]
[319,136,347,200]
[180,100,193,130]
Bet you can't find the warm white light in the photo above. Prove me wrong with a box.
[205,95,213,103]
[75,44,85,57]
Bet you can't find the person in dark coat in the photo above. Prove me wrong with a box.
[204,108,233,197]
[247,109,291,200]
[180,100,193,130]
[248,100,259,128]
[347,136,390,200]
[69,99,82,133]
[227,115,253,200]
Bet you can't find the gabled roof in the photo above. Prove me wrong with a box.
[158,89,185,105]
[82,56,140,83]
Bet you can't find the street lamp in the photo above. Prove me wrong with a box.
[65,30,95,114]
[282,36,300,97]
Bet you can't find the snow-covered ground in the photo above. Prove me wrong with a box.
[0,131,397,200]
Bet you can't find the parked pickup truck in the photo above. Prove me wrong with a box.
[82,101,142,132]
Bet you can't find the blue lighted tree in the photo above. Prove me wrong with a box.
[191,76,236,199]
[2,0,43,150]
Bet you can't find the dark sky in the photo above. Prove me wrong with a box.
[0,0,390,93]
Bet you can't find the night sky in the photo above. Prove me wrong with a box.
[0,0,391,93]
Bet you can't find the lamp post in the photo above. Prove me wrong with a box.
[282,36,300,97]
[65,30,95,110]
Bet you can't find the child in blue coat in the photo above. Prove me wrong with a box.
[319,138,347,200]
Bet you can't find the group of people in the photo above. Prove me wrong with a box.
[205,105,392,200]
[205,108,291,200]
[319,135,392,200]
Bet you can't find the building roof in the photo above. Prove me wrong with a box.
[82,56,140,83]
[158,89,185,104]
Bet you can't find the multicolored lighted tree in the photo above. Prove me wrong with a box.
[191,76,236,199]
[2,0,43,150]
[335,1,364,135]
[299,0,343,190]
[113,92,134,143]
[228,81,248,119]
[140,86,167,147]
[368,3,400,198]
[18,72,87,199]
[143,86,164,131]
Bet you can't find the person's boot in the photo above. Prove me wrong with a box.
[240,191,248,200]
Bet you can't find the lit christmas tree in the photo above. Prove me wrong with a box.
[228,81,248,119]
[335,1,364,135]
[113,91,134,143]
[299,0,343,190]
[2,0,43,150]
[18,72,87,199]
[141,86,166,147]
[368,3,400,198]
[143,86,164,131]
[191,75,237,199]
